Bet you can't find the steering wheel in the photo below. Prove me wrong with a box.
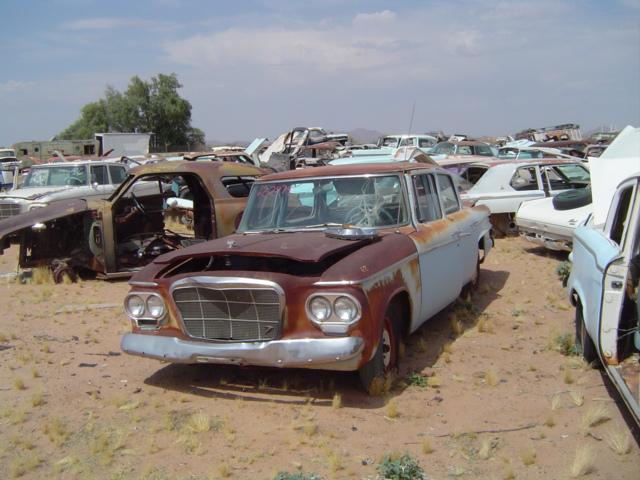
[65,177,84,186]
[130,192,147,215]
[346,204,394,227]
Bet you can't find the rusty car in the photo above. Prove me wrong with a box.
[0,161,265,282]
[120,162,493,393]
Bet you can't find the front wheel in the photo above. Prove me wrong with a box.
[358,306,400,395]
[575,304,598,364]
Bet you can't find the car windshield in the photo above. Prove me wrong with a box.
[23,165,88,187]
[432,143,454,155]
[239,175,408,231]
[381,137,399,147]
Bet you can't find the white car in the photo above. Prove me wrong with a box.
[515,190,592,251]
[0,160,128,219]
[458,159,590,235]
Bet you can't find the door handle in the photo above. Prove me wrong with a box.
[611,280,623,290]
[456,231,471,238]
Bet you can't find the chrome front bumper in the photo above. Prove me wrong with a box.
[121,333,365,371]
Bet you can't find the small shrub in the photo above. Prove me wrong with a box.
[406,372,428,388]
[421,439,434,454]
[556,261,571,286]
[386,400,399,419]
[377,453,426,480]
[520,447,536,466]
[553,332,579,356]
[274,472,323,480]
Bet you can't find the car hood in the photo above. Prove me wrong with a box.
[0,186,72,201]
[154,231,378,265]
[0,198,90,253]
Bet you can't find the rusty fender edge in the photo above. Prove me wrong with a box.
[121,333,364,371]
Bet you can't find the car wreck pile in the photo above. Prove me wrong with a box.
[0,123,638,422]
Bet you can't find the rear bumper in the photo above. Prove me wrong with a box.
[121,333,365,371]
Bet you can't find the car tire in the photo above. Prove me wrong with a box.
[553,188,592,211]
[575,304,598,365]
[358,305,400,395]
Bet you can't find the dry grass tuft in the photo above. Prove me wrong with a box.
[9,454,42,479]
[450,314,463,336]
[544,415,556,428]
[186,412,212,433]
[604,428,631,455]
[217,462,231,478]
[31,390,45,407]
[564,369,575,384]
[89,427,127,465]
[478,438,493,460]
[520,447,536,466]
[326,450,343,473]
[386,399,399,419]
[581,404,610,430]
[427,376,442,388]
[551,394,562,410]
[332,393,342,410]
[477,315,494,333]
[421,438,434,454]
[443,342,453,354]
[484,369,499,387]
[43,417,71,447]
[570,444,595,477]
[13,377,26,390]
[569,390,584,407]
[367,375,392,396]
[32,266,54,285]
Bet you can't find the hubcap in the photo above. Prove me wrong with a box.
[382,328,392,369]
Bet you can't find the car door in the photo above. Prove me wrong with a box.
[88,164,112,198]
[600,179,639,364]
[408,172,463,322]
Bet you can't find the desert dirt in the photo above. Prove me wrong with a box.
[0,237,639,480]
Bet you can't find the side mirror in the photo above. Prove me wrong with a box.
[92,182,99,189]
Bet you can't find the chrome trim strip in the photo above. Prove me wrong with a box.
[121,333,364,371]
[129,281,159,287]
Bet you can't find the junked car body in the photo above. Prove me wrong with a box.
[0,161,264,282]
[0,160,128,219]
[458,159,590,235]
[120,162,492,392]
[428,140,495,162]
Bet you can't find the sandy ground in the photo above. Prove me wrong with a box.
[0,238,638,480]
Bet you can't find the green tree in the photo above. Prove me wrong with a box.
[58,73,203,151]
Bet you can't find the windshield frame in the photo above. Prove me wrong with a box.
[22,165,90,188]
[238,173,411,233]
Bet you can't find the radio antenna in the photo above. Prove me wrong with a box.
[404,100,416,161]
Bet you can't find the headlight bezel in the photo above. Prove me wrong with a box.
[305,292,362,334]
[124,292,167,328]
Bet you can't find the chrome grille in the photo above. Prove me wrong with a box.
[0,202,20,219]
[173,286,282,341]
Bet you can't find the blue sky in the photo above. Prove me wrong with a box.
[1,0,639,146]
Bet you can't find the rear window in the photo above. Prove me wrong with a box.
[109,165,127,184]
[222,176,258,198]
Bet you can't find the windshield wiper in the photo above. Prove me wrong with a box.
[302,223,344,229]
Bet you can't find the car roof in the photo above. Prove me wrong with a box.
[260,162,441,182]
[477,157,585,168]
[34,159,123,167]
[129,160,264,177]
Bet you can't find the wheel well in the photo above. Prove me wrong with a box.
[387,292,411,338]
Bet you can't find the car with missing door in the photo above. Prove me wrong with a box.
[120,162,492,392]
[0,161,264,282]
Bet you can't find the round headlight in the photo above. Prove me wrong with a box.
[125,294,145,318]
[146,295,165,319]
[309,296,332,322]
[334,296,359,322]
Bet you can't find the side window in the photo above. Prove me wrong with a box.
[221,176,257,198]
[475,144,493,156]
[91,165,108,185]
[510,166,539,191]
[436,174,460,215]
[412,174,442,222]
[542,166,572,191]
[109,165,127,184]
[610,186,634,245]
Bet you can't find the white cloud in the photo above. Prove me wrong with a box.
[63,17,170,31]
[353,10,397,27]
[0,80,36,93]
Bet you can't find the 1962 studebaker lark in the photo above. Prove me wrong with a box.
[121,162,493,392]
